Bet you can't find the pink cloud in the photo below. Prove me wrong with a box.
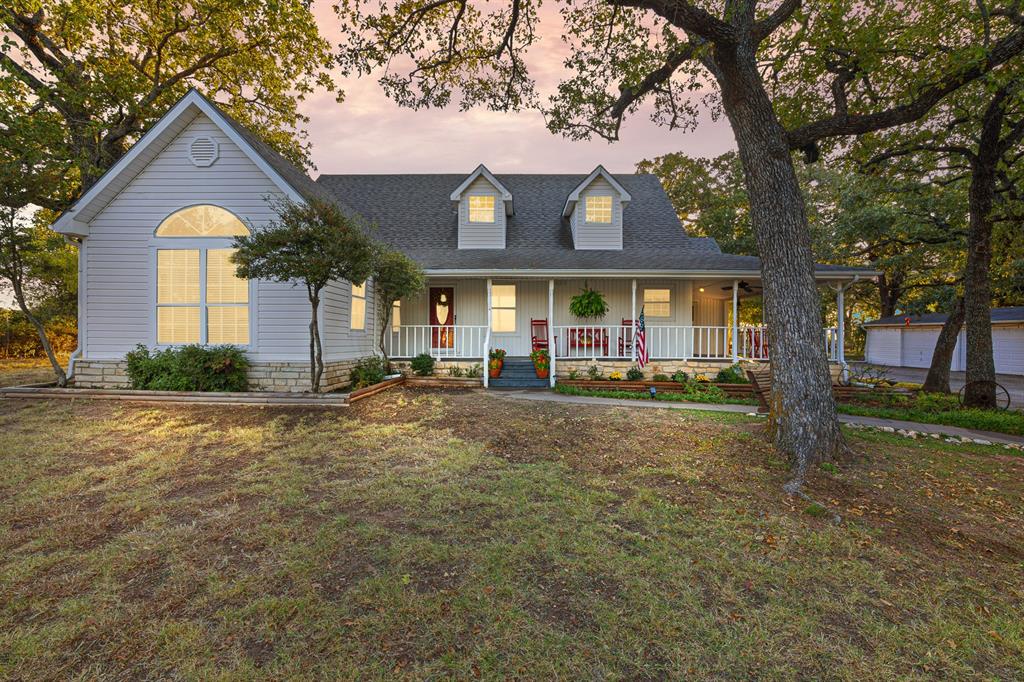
[303,2,736,175]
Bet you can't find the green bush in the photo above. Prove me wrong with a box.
[672,370,689,384]
[626,366,644,381]
[653,373,670,382]
[449,366,465,377]
[124,345,249,392]
[465,363,483,378]
[351,356,387,388]
[586,364,603,380]
[410,353,435,376]
[714,363,749,384]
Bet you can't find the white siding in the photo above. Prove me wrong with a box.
[569,177,624,250]
[458,177,506,249]
[899,328,937,368]
[322,278,380,361]
[865,328,902,366]
[993,324,1024,375]
[81,112,370,363]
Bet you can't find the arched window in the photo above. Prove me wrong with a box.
[155,205,250,346]
[155,205,250,237]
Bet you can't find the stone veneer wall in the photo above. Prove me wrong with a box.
[72,358,367,393]
[554,359,845,382]
[389,359,484,376]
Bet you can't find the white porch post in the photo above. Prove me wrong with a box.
[548,279,555,387]
[837,284,846,365]
[732,279,739,362]
[630,279,637,362]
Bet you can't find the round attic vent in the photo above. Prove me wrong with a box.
[189,136,219,167]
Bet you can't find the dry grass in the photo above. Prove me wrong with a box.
[0,358,63,388]
[1,388,1022,679]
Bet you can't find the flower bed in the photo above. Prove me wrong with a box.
[557,379,754,399]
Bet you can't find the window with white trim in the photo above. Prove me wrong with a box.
[643,288,671,317]
[392,300,401,332]
[155,206,250,346]
[491,284,516,333]
[584,195,613,223]
[351,282,366,330]
[468,195,496,223]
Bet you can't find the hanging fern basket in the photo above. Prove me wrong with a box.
[569,287,609,320]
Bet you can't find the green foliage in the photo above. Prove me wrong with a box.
[672,370,689,384]
[837,403,1024,438]
[0,310,76,359]
[568,287,609,320]
[449,366,465,377]
[587,364,603,380]
[410,353,435,377]
[626,366,644,381]
[653,373,670,382]
[489,348,507,360]
[554,382,741,406]
[373,249,425,356]
[124,345,249,392]
[465,364,483,378]
[2,0,336,212]
[530,348,549,370]
[350,356,388,389]
[567,369,581,380]
[714,364,749,384]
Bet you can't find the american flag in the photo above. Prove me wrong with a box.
[636,307,648,368]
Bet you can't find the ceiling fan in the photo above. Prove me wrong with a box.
[721,281,761,294]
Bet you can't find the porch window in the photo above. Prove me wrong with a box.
[491,284,516,333]
[156,248,249,345]
[584,195,612,223]
[351,282,366,330]
[468,195,495,223]
[392,300,401,332]
[643,288,671,317]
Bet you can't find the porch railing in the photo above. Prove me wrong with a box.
[383,325,489,360]
[385,324,841,363]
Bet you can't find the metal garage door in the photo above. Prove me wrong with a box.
[993,326,1024,375]
[866,328,902,366]
[900,328,938,368]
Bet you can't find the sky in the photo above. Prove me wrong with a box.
[301,2,736,176]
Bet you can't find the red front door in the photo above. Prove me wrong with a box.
[430,287,455,348]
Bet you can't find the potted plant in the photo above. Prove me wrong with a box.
[488,357,503,379]
[569,286,609,320]
[489,348,507,373]
[530,348,550,379]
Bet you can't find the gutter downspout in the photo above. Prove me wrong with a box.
[63,235,85,381]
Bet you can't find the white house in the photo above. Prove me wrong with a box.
[864,307,1024,376]
[53,90,874,391]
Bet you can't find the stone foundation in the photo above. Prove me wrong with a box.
[553,359,845,382]
[73,357,369,393]
[390,359,484,377]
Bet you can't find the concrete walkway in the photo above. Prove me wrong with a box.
[496,390,1024,446]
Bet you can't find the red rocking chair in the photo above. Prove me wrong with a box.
[617,318,634,356]
[531,318,550,352]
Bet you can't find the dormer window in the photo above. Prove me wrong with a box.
[469,195,496,223]
[585,195,613,223]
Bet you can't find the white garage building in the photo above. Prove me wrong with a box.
[863,307,1024,375]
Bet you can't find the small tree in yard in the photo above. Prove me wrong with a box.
[232,198,375,392]
[373,249,425,359]
[0,206,68,385]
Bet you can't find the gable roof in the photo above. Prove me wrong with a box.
[449,164,514,215]
[52,89,332,236]
[316,172,872,276]
[865,306,1024,327]
[561,165,632,217]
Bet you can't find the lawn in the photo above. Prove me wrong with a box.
[0,358,62,388]
[1,389,1022,679]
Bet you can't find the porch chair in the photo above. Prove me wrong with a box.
[530,318,550,352]
[617,319,634,356]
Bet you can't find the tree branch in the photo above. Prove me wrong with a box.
[606,0,736,43]
[752,0,801,43]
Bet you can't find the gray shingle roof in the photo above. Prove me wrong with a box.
[317,173,868,274]
[866,306,1024,326]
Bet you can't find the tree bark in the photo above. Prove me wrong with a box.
[712,43,844,489]
[922,297,964,394]
[308,287,323,393]
[961,94,1004,408]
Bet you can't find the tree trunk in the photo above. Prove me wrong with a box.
[961,94,1004,408]
[308,288,323,393]
[11,279,67,387]
[876,272,903,319]
[713,46,844,489]
[922,297,964,394]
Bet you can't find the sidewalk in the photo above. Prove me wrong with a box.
[496,390,1024,446]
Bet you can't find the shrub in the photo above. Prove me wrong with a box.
[465,363,483,378]
[672,370,689,384]
[913,392,960,414]
[351,356,387,388]
[568,369,581,380]
[449,365,465,377]
[653,373,670,382]
[410,353,435,376]
[626,366,644,381]
[125,344,249,392]
[714,363,749,384]
[587,364,603,380]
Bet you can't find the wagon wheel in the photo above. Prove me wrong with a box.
[957,381,1011,411]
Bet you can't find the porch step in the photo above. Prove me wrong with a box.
[489,358,549,389]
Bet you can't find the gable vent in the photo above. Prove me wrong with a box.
[188,136,219,167]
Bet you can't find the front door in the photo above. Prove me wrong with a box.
[430,287,455,348]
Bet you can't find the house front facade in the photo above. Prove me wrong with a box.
[53,90,874,392]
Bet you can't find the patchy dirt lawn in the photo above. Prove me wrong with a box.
[0,358,61,388]
[1,388,1022,679]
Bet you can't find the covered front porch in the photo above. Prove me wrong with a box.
[383,276,849,384]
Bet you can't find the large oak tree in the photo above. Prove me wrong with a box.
[337,0,1024,486]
